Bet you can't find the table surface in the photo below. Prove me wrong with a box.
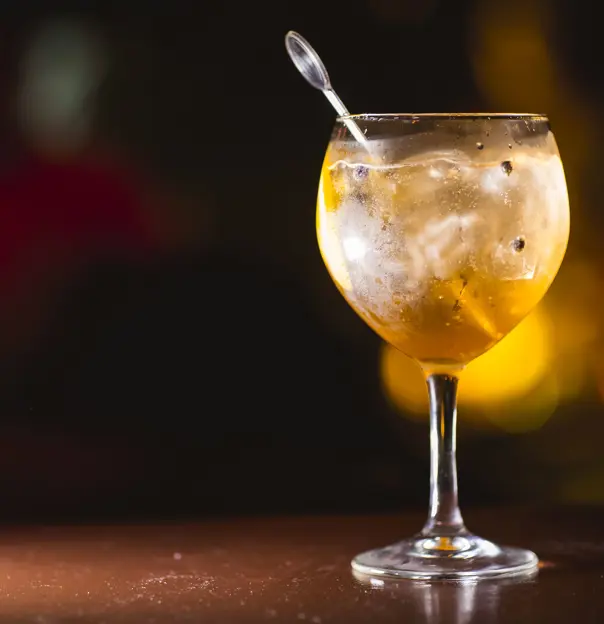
[1,507,603,622]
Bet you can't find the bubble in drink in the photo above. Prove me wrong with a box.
[512,236,526,252]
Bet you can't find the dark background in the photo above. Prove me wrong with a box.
[0,0,601,524]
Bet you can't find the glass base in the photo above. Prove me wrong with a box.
[351,534,538,580]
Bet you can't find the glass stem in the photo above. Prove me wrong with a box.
[421,373,467,537]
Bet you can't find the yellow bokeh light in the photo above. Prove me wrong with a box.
[474,369,560,433]
[460,307,552,404]
[469,3,556,112]
[540,261,601,403]
[380,343,428,417]
[381,306,557,431]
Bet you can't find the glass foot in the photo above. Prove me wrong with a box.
[351,534,538,580]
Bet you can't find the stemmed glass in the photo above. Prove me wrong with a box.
[317,113,569,579]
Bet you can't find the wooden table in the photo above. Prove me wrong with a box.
[1,507,603,622]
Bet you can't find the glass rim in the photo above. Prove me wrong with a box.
[336,112,548,122]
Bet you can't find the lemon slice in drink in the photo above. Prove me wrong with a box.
[317,167,352,292]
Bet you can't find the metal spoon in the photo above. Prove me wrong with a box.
[284,31,368,146]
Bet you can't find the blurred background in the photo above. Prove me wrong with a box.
[0,0,601,524]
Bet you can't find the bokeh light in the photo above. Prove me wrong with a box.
[381,306,560,432]
[543,260,601,403]
[460,307,553,405]
[17,18,107,155]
